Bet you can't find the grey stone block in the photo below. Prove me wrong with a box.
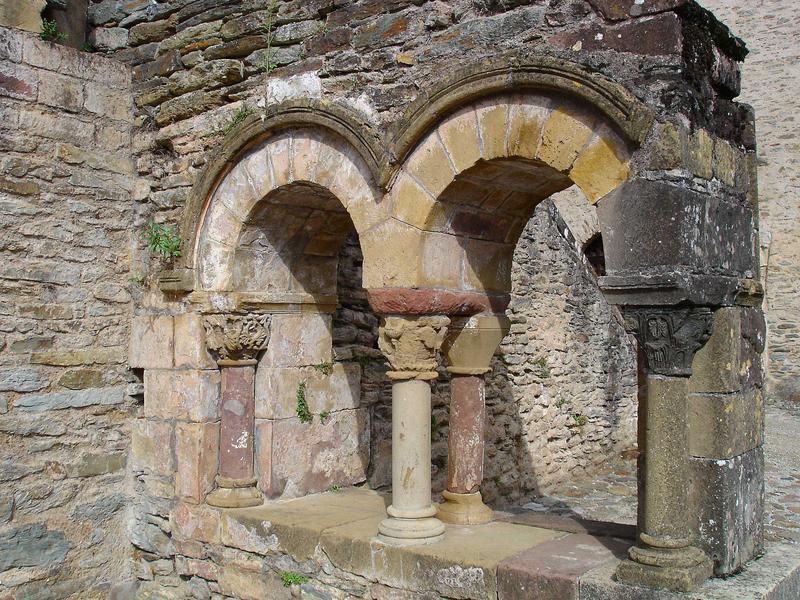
[689,447,764,576]
[14,385,125,411]
[0,523,72,571]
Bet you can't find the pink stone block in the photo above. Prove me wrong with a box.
[175,422,219,503]
[174,313,216,369]
[130,315,174,369]
[257,408,369,499]
[261,313,332,367]
[144,369,220,421]
[173,502,221,544]
[130,418,174,476]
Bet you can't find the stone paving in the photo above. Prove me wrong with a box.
[524,404,800,544]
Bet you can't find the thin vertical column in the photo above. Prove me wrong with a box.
[203,313,269,509]
[616,308,714,592]
[377,315,449,545]
[438,314,509,525]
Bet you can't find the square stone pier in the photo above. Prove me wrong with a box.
[170,487,800,600]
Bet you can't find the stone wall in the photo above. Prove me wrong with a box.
[698,0,800,402]
[0,27,136,598]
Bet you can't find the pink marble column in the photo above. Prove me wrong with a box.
[203,313,269,508]
[438,314,509,525]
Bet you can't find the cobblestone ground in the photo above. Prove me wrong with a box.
[526,404,800,544]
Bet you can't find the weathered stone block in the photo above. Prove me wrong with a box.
[689,446,764,576]
[0,61,38,101]
[131,419,175,476]
[173,502,221,544]
[217,565,291,600]
[0,524,71,571]
[497,533,628,600]
[597,178,756,277]
[129,18,177,47]
[144,369,220,421]
[174,313,217,369]
[690,307,742,394]
[256,408,369,498]
[175,422,219,503]
[14,386,125,412]
[167,59,244,96]
[254,362,361,419]
[68,451,127,477]
[261,313,332,367]
[0,366,47,392]
[688,387,763,459]
[89,26,130,51]
[130,315,174,369]
[587,0,686,20]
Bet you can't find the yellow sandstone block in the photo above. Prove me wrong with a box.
[507,97,550,159]
[477,100,509,160]
[405,134,456,198]
[538,106,596,172]
[438,107,482,173]
[569,130,631,204]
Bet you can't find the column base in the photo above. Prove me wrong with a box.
[206,477,263,508]
[615,546,713,592]
[378,504,445,545]
[436,491,493,525]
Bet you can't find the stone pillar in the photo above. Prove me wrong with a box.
[202,313,269,508]
[616,307,715,592]
[437,314,510,525]
[377,315,449,545]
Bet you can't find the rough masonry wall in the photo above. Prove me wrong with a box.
[0,28,136,598]
[698,0,800,403]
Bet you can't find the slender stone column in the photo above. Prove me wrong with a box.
[202,313,269,508]
[437,314,509,525]
[616,307,715,592]
[377,315,449,545]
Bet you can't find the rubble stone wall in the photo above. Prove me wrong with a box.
[698,0,800,402]
[0,27,136,598]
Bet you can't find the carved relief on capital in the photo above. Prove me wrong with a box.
[624,307,713,377]
[378,316,450,380]
[202,313,270,362]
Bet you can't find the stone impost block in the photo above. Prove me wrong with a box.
[256,408,369,499]
[690,307,743,394]
[689,446,764,576]
[131,419,174,476]
[261,313,332,367]
[130,315,174,369]
[173,313,216,369]
[144,369,220,422]
[597,178,756,277]
[688,387,763,460]
[254,363,360,420]
[175,422,219,503]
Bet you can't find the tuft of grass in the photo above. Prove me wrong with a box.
[572,414,588,427]
[257,0,279,73]
[128,274,145,286]
[145,221,181,260]
[40,19,67,42]
[211,104,254,137]
[431,414,441,438]
[555,397,568,409]
[533,357,550,378]
[280,571,309,587]
[327,484,341,493]
[296,381,312,424]
[312,361,334,376]
[319,410,330,424]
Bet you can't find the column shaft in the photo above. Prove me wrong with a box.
[447,374,485,494]
[218,363,256,483]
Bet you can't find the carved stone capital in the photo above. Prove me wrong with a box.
[202,313,270,362]
[624,307,713,377]
[378,316,450,380]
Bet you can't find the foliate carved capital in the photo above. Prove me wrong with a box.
[203,313,270,362]
[624,307,713,377]
[378,316,450,380]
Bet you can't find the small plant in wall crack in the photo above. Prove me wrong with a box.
[312,361,333,375]
[145,221,181,261]
[210,104,254,137]
[296,381,313,424]
[319,410,330,424]
[327,484,341,493]
[257,0,279,74]
[280,571,309,587]
[572,413,588,427]
[40,19,67,42]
